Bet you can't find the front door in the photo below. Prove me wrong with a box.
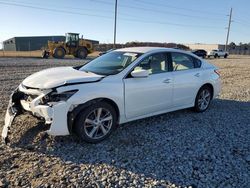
[124,52,173,119]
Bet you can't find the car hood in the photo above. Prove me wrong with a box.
[22,67,104,89]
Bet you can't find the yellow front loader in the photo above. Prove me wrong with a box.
[42,33,94,59]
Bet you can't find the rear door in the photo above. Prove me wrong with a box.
[171,52,203,107]
[220,49,227,56]
[124,52,173,119]
[218,49,223,56]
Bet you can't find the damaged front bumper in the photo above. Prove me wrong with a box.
[2,85,71,143]
[2,89,22,143]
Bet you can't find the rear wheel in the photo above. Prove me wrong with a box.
[224,54,228,58]
[214,54,218,58]
[77,48,88,59]
[74,101,117,143]
[194,86,212,112]
[53,47,65,59]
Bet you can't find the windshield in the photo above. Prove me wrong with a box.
[66,33,78,43]
[80,51,142,75]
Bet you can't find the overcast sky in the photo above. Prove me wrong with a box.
[0,0,249,48]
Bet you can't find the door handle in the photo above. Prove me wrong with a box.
[194,73,200,77]
[163,78,171,83]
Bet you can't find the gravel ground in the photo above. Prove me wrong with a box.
[0,56,249,188]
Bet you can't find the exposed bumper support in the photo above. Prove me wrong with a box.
[2,89,23,144]
[2,108,17,144]
[2,87,71,144]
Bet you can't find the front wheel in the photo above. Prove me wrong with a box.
[194,86,212,112]
[74,101,117,143]
[224,54,228,58]
[53,47,65,59]
[77,48,88,59]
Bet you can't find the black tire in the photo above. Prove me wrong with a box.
[74,101,117,143]
[194,86,212,112]
[224,54,228,58]
[214,54,218,58]
[53,47,65,59]
[77,48,88,59]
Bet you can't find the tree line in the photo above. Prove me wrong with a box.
[95,42,190,51]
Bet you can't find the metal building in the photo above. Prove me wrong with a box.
[3,36,99,51]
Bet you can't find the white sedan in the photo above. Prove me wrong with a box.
[2,47,221,143]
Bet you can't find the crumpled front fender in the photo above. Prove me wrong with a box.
[46,101,71,136]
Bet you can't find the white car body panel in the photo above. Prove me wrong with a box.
[2,47,221,141]
[172,68,202,107]
[124,72,173,119]
[65,77,125,122]
[22,67,103,89]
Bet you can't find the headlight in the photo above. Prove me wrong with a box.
[42,90,78,103]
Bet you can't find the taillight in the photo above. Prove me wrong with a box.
[214,69,220,77]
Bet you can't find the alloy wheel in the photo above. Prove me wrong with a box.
[83,107,113,139]
[197,89,211,111]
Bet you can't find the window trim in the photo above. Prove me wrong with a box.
[170,52,201,71]
[124,52,172,79]
[192,57,202,68]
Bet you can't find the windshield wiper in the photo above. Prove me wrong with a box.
[82,69,108,76]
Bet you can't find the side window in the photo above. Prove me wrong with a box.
[172,53,194,71]
[193,57,202,68]
[134,53,169,75]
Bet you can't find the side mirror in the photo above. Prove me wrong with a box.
[131,69,149,78]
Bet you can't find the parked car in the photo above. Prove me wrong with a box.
[207,49,229,58]
[2,47,221,143]
[191,49,207,58]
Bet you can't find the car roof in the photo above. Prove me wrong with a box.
[114,47,187,54]
[192,49,205,51]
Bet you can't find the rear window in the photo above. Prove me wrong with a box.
[193,57,202,68]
